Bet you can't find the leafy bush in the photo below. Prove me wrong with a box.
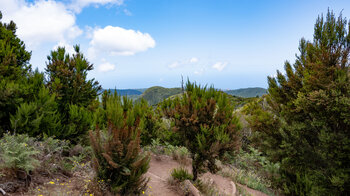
[162,81,241,180]
[171,167,193,181]
[89,94,150,195]
[0,134,39,175]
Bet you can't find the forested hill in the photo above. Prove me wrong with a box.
[224,87,267,98]
[103,87,267,104]
[137,86,183,105]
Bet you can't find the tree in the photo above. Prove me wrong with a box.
[0,11,31,81]
[46,45,101,114]
[10,87,61,137]
[45,46,101,139]
[0,11,33,134]
[253,10,350,195]
[162,81,241,180]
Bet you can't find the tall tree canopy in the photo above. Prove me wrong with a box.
[0,11,31,80]
[45,46,101,141]
[249,10,350,195]
[45,45,101,117]
[0,11,33,134]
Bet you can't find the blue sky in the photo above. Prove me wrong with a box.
[1,0,350,89]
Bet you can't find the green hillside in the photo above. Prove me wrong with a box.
[224,87,267,98]
[137,86,182,105]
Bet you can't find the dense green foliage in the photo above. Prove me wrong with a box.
[162,81,241,180]
[10,87,61,137]
[225,87,267,98]
[0,12,31,80]
[31,44,100,141]
[89,93,150,195]
[246,10,350,195]
[45,45,101,120]
[0,11,100,141]
[0,11,34,134]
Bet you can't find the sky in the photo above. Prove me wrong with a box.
[1,0,350,89]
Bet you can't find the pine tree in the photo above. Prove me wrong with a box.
[251,10,350,195]
[0,11,34,134]
[45,46,101,140]
[0,11,31,81]
[162,81,241,180]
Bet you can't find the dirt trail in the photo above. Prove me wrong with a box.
[144,154,191,196]
[6,153,269,196]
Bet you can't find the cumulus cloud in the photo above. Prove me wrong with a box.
[53,41,76,55]
[98,61,116,72]
[69,0,124,13]
[89,26,156,57]
[212,62,227,71]
[0,0,82,49]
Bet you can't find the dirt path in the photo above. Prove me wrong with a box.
[6,153,270,196]
[143,154,191,196]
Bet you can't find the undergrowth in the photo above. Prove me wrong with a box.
[171,167,193,182]
[221,146,280,195]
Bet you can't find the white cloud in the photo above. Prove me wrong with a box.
[89,26,156,57]
[168,57,199,69]
[0,0,82,49]
[212,62,227,71]
[53,41,76,55]
[98,61,116,72]
[69,0,124,13]
[190,57,198,63]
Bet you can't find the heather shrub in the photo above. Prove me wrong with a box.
[162,81,241,180]
[89,94,150,195]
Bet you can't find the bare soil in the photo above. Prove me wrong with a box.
[2,154,268,196]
